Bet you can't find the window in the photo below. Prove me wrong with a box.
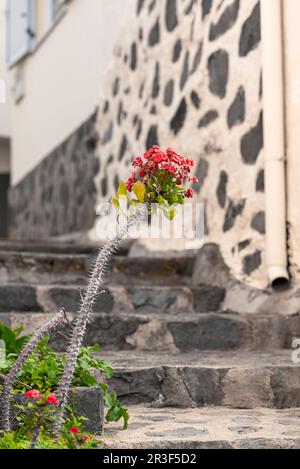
[45,0,64,31]
[6,0,36,66]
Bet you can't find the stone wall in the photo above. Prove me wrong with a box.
[94,0,265,287]
[8,112,99,239]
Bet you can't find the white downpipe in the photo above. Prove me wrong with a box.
[260,0,289,286]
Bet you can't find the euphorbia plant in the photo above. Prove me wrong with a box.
[0,146,198,440]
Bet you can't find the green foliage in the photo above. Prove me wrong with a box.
[9,339,113,393]
[0,430,103,450]
[101,384,129,430]
[0,431,30,449]
[0,323,31,370]
[0,324,129,430]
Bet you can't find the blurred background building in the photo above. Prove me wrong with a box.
[0,0,300,290]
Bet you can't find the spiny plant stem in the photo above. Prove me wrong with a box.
[0,308,66,433]
[53,208,145,435]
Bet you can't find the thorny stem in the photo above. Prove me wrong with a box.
[53,207,146,436]
[0,308,66,433]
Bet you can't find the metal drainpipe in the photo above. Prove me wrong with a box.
[260,0,289,288]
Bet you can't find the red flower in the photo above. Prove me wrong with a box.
[168,164,177,174]
[81,435,90,441]
[46,393,59,405]
[25,389,41,399]
[185,188,194,199]
[70,427,79,434]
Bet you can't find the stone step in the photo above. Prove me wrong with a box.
[0,239,132,255]
[0,284,225,314]
[3,311,300,352]
[98,351,300,410]
[104,405,300,449]
[0,252,195,286]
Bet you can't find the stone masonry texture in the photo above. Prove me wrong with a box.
[8,1,268,288]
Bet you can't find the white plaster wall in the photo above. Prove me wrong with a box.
[9,0,135,184]
[0,0,10,138]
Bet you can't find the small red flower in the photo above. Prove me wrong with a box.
[185,188,194,199]
[46,393,59,405]
[25,389,41,399]
[81,435,90,441]
[70,427,79,434]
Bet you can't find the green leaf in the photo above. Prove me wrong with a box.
[112,197,120,209]
[117,181,128,199]
[132,181,146,203]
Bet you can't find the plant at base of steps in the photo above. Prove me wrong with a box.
[53,206,147,436]
[55,146,198,434]
[0,394,103,450]
[0,309,66,433]
[100,384,129,430]
[0,334,128,430]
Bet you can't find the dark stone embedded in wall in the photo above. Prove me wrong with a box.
[223,199,246,232]
[136,119,143,139]
[152,62,160,98]
[149,18,160,47]
[9,113,98,239]
[243,250,262,275]
[137,0,145,15]
[190,90,201,109]
[259,69,263,100]
[112,77,120,96]
[114,175,120,191]
[180,52,189,90]
[190,41,203,74]
[101,177,108,197]
[170,98,187,135]
[240,111,263,164]
[166,0,178,32]
[117,102,127,126]
[149,0,156,14]
[208,49,229,98]
[209,0,240,41]
[251,211,265,234]
[119,135,128,161]
[103,100,109,114]
[130,42,138,71]
[198,110,219,128]
[239,2,261,57]
[172,38,182,62]
[256,169,264,192]
[139,82,145,99]
[202,0,213,19]
[185,0,196,15]
[194,158,209,192]
[217,171,228,208]
[146,125,159,149]
[238,239,251,252]
[150,105,156,115]
[227,86,245,128]
[164,79,174,106]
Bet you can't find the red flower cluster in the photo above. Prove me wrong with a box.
[126,146,198,200]
[25,389,59,405]
[25,389,41,399]
[70,427,79,434]
[46,393,59,405]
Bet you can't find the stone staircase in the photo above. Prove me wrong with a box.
[0,241,300,449]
